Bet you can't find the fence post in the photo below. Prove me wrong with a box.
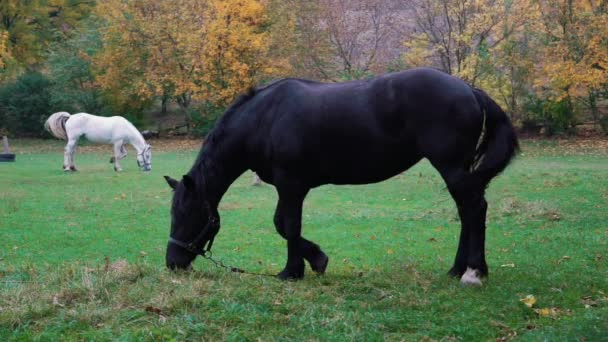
[0,136,15,162]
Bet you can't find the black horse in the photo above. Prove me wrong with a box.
[164,68,518,285]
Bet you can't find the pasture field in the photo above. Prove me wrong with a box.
[1,138,607,341]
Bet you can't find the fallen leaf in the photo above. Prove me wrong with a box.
[387,249,394,254]
[534,307,569,317]
[535,307,552,316]
[501,263,516,268]
[145,306,162,315]
[520,295,537,308]
[581,296,600,308]
[52,295,64,307]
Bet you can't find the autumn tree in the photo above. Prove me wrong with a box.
[94,0,284,128]
[0,0,94,80]
[46,18,107,114]
[532,0,608,132]
[403,0,537,117]
[284,0,400,81]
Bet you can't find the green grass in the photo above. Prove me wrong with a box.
[1,138,607,341]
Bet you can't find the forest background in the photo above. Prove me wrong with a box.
[0,0,607,137]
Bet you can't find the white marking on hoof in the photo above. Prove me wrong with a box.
[460,267,483,286]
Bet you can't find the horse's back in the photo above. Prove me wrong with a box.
[66,113,136,144]
[243,68,482,185]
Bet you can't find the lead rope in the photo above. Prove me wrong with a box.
[201,251,277,277]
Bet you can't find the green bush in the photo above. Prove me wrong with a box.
[599,115,608,135]
[186,102,225,137]
[522,95,577,136]
[0,71,60,137]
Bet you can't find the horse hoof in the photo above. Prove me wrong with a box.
[70,166,77,171]
[448,264,467,278]
[277,269,304,281]
[460,267,483,286]
[310,254,329,274]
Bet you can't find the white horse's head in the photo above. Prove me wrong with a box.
[137,144,152,171]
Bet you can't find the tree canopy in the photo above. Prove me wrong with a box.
[1,0,607,136]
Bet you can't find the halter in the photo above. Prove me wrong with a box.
[168,203,220,256]
[137,144,151,169]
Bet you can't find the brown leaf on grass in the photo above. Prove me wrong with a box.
[581,296,601,308]
[546,212,561,221]
[557,255,571,264]
[145,306,162,315]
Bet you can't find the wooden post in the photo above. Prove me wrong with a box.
[0,135,15,162]
[2,136,9,153]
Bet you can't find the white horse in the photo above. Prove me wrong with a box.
[44,112,152,172]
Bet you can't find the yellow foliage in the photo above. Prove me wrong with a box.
[0,30,10,69]
[534,1,608,100]
[94,0,286,111]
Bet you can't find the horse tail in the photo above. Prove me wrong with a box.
[469,88,519,188]
[44,112,71,140]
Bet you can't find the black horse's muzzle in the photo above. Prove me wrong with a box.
[166,241,197,270]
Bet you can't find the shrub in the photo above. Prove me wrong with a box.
[186,102,225,137]
[522,95,577,136]
[0,71,60,137]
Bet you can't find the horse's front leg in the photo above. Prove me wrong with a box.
[64,139,78,171]
[274,201,329,277]
[112,142,124,172]
[274,184,325,280]
[109,145,127,164]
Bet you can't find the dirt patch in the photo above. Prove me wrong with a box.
[12,138,204,154]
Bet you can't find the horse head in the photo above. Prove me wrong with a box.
[137,144,152,171]
[164,175,219,270]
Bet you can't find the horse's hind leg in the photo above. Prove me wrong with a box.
[437,166,489,286]
[64,138,78,171]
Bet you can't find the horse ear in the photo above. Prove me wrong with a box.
[164,176,178,190]
[182,175,195,191]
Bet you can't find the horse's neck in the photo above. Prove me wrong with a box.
[193,138,247,208]
[125,126,146,152]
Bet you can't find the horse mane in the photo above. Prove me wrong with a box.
[189,80,290,185]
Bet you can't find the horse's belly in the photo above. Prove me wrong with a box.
[83,131,113,144]
[319,147,422,185]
